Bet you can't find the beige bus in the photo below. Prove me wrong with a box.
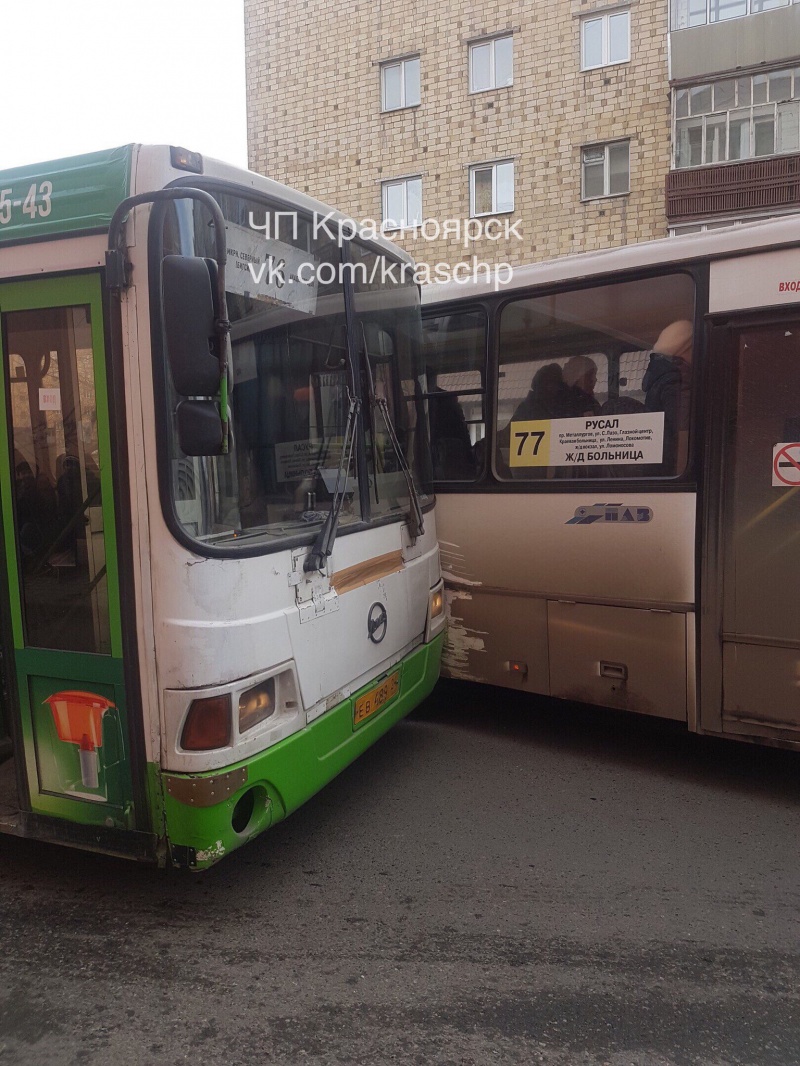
[422,217,800,748]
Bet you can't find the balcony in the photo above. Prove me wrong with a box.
[665,153,800,222]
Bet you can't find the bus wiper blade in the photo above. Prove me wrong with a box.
[304,389,361,573]
[361,337,424,541]
[373,392,424,539]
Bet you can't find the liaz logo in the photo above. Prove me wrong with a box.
[567,504,653,525]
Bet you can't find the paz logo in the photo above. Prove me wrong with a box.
[367,601,388,644]
[567,503,653,525]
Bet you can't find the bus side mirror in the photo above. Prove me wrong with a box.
[162,255,226,456]
[176,400,224,456]
[162,255,223,397]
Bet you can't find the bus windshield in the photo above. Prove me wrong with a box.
[154,190,431,551]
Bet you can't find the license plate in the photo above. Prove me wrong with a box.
[354,670,400,726]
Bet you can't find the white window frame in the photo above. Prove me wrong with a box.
[581,141,631,200]
[381,176,423,231]
[580,9,631,70]
[673,68,800,168]
[381,56,421,112]
[468,35,514,93]
[671,0,796,30]
[469,161,515,217]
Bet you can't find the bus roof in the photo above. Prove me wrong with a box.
[0,144,413,265]
[421,214,800,304]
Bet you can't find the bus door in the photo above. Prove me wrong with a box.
[703,319,800,740]
[0,275,134,829]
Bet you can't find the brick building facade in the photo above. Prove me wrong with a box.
[245,0,672,270]
[245,0,800,267]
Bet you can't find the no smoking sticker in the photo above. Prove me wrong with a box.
[772,442,800,486]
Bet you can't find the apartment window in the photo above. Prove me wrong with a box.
[674,68,800,168]
[581,142,630,198]
[671,0,794,30]
[469,161,514,216]
[381,56,421,111]
[469,35,513,92]
[382,176,422,230]
[581,10,630,69]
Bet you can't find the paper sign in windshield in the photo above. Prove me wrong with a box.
[509,412,665,467]
[225,221,318,314]
[274,438,343,483]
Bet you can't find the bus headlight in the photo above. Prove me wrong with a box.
[430,588,444,619]
[239,678,276,733]
[426,580,446,642]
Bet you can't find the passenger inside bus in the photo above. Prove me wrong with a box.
[559,356,601,417]
[509,363,565,421]
[15,459,50,561]
[427,379,476,481]
[642,319,693,473]
[509,357,601,423]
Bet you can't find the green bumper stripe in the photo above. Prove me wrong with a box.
[161,634,443,869]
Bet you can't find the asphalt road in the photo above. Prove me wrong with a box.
[1,681,799,1066]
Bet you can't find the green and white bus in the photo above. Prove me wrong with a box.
[0,144,444,868]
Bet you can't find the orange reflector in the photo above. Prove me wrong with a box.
[505,660,528,680]
[170,146,203,173]
[430,589,444,618]
[181,694,232,751]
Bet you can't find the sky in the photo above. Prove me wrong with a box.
[0,0,248,171]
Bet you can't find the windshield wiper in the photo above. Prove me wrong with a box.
[360,332,424,542]
[304,387,361,573]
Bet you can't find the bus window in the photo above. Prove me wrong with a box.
[495,274,696,480]
[421,309,486,482]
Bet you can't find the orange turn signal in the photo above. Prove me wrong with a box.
[180,694,232,751]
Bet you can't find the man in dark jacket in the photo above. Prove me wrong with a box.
[643,319,693,473]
